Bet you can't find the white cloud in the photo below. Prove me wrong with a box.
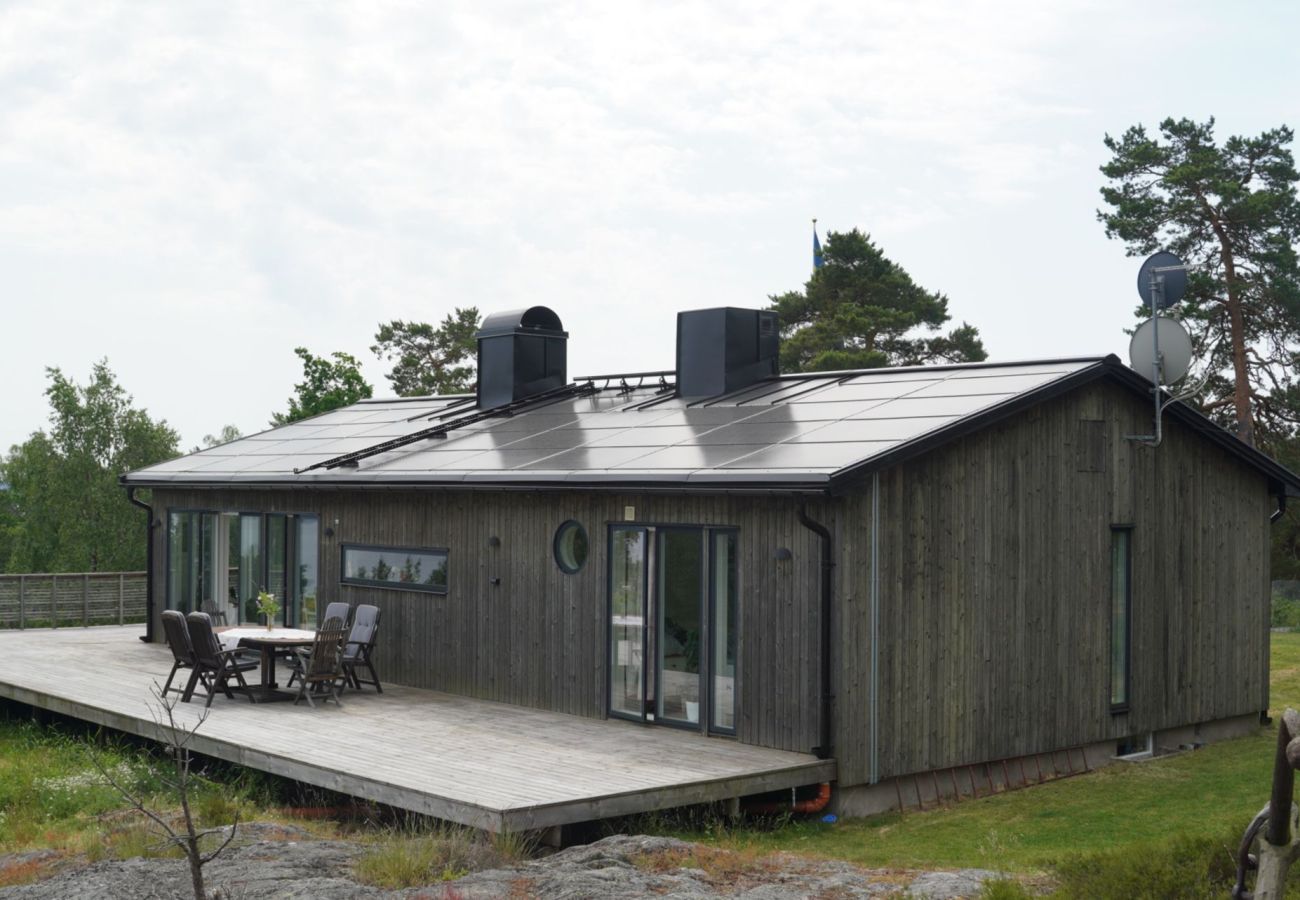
[0,0,1296,449]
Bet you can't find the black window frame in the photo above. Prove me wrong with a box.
[553,519,590,574]
[1109,524,1134,715]
[340,542,449,595]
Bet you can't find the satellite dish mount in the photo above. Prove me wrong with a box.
[1126,251,1193,447]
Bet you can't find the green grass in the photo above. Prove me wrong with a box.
[666,632,1300,874]
[0,715,296,884]
[353,826,530,889]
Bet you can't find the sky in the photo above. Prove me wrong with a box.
[1,1,1298,453]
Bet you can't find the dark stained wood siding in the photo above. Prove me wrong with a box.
[834,381,1272,785]
[148,489,826,754]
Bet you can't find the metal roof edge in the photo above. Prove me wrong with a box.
[1100,361,1300,495]
[826,358,1115,492]
[826,355,1300,496]
[119,471,830,495]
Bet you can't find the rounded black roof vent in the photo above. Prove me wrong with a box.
[476,306,566,339]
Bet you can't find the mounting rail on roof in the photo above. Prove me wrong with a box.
[572,370,676,395]
[294,381,600,474]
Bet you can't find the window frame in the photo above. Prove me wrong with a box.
[553,519,590,575]
[1109,524,1134,715]
[339,542,449,595]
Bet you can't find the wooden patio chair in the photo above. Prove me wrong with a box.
[161,610,205,699]
[290,616,348,708]
[285,601,353,687]
[184,612,259,708]
[341,604,382,693]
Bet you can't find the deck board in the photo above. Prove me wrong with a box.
[0,626,835,831]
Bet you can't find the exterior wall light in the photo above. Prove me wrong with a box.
[774,547,793,561]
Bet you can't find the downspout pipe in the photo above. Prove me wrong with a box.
[125,484,156,644]
[1271,493,1287,524]
[798,503,834,760]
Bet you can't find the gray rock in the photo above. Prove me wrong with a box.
[0,827,1017,899]
[906,868,1000,899]
[0,838,387,900]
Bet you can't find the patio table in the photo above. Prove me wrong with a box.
[217,627,316,703]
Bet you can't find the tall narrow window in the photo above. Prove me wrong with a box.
[1110,527,1133,713]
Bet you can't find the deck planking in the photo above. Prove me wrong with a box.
[0,626,834,831]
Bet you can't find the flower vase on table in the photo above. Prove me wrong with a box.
[255,590,281,633]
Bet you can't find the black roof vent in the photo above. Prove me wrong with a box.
[475,306,569,410]
[676,307,780,398]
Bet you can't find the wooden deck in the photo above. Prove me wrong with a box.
[0,626,835,832]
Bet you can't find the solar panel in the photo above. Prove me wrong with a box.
[124,359,1103,486]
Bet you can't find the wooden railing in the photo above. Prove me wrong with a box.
[0,572,147,628]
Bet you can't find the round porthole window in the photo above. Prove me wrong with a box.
[553,520,589,574]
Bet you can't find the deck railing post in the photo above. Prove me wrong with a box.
[118,573,125,626]
[18,575,25,630]
[83,574,90,627]
[51,574,58,629]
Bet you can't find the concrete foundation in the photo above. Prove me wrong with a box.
[833,711,1264,818]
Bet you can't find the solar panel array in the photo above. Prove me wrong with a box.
[126,360,1100,487]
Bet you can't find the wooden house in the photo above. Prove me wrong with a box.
[122,306,1299,815]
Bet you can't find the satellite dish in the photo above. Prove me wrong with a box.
[1130,317,1194,383]
[1136,251,1188,308]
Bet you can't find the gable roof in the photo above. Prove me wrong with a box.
[123,356,1300,497]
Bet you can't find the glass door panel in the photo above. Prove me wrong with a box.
[264,514,288,625]
[609,527,648,720]
[657,529,703,726]
[235,515,262,624]
[710,531,738,733]
[295,515,320,628]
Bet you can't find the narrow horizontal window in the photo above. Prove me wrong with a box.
[341,544,448,594]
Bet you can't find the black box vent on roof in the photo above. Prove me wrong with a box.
[475,306,568,410]
[676,307,780,398]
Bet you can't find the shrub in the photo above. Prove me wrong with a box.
[1273,593,1300,629]
[1048,829,1238,899]
[979,879,1034,900]
[355,826,525,889]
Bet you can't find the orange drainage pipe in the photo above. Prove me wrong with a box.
[743,782,833,816]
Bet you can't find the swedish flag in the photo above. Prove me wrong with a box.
[813,221,824,271]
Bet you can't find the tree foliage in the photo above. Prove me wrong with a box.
[371,307,481,396]
[769,229,986,373]
[1,361,179,573]
[271,348,373,425]
[1098,117,1300,448]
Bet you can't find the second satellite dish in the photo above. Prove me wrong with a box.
[1136,251,1188,309]
[1130,317,1194,383]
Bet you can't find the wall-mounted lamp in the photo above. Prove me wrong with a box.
[487,536,501,549]
[323,527,335,538]
[774,547,793,561]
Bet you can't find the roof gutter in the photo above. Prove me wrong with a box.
[798,503,834,760]
[125,484,155,644]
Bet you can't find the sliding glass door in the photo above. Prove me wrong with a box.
[609,526,648,719]
[657,529,704,726]
[168,509,318,627]
[608,524,738,735]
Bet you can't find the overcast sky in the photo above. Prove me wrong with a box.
[2,1,1297,453]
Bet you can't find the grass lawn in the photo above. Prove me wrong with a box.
[675,631,1300,873]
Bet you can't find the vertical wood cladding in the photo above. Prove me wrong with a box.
[148,489,826,755]
[837,381,1272,784]
[146,378,1274,776]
